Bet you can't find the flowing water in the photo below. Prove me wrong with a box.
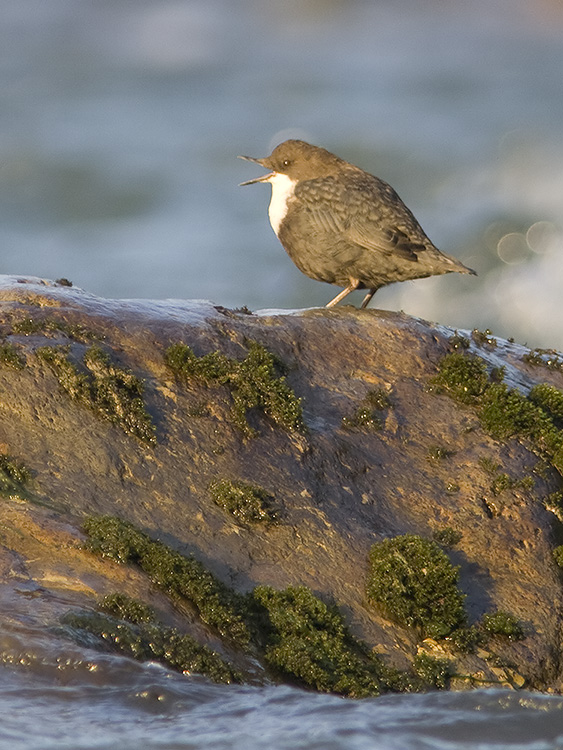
[1,616,563,750]
[2,646,563,750]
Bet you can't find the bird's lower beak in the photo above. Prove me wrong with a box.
[238,155,274,185]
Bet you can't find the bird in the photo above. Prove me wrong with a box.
[239,139,476,308]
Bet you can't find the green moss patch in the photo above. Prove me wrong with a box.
[481,610,526,641]
[448,625,483,653]
[472,328,497,348]
[0,454,32,499]
[529,384,563,428]
[477,458,534,496]
[367,534,467,639]
[0,342,26,369]
[164,340,304,437]
[250,585,414,697]
[64,596,241,684]
[82,515,250,646]
[82,516,426,697]
[432,528,463,548]
[12,316,99,343]
[342,388,392,431]
[553,545,563,567]
[523,348,563,373]
[480,383,553,442]
[413,652,452,689]
[431,352,563,475]
[209,479,276,525]
[449,332,470,350]
[430,352,489,404]
[37,345,156,444]
[99,592,155,623]
[427,445,454,461]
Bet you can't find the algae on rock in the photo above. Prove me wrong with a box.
[366,534,467,639]
[341,388,392,431]
[164,340,304,437]
[432,350,563,474]
[36,345,156,444]
[0,453,32,499]
[80,516,421,697]
[83,515,251,646]
[209,479,276,525]
[0,342,26,369]
[249,584,417,698]
[481,611,526,641]
[64,597,242,684]
[12,315,99,343]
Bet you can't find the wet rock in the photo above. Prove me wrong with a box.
[0,275,562,693]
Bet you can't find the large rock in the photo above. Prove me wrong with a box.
[0,275,562,691]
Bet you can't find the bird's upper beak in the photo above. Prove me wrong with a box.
[238,155,274,185]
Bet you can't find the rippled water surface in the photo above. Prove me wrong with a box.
[2,656,563,750]
[1,625,562,750]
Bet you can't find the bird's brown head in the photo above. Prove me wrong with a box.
[239,140,346,185]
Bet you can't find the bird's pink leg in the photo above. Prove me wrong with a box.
[325,279,361,307]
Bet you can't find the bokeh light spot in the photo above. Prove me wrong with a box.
[526,221,560,254]
[497,232,529,265]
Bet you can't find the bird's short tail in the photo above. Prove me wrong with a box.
[462,264,477,276]
[447,255,477,276]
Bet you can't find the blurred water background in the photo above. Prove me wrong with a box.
[1,0,563,347]
[2,2,563,748]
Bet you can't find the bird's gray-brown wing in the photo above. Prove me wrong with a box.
[295,172,431,262]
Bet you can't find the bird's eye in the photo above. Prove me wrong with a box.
[282,159,291,167]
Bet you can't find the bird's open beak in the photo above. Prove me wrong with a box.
[238,155,274,185]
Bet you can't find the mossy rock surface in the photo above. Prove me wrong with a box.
[1,276,563,694]
[164,340,304,437]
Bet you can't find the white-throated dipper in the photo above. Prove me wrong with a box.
[239,139,476,308]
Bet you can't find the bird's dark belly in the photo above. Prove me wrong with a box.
[277,213,361,286]
[277,210,423,290]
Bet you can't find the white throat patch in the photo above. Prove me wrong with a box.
[266,172,297,236]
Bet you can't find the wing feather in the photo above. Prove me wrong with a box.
[295,173,429,262]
